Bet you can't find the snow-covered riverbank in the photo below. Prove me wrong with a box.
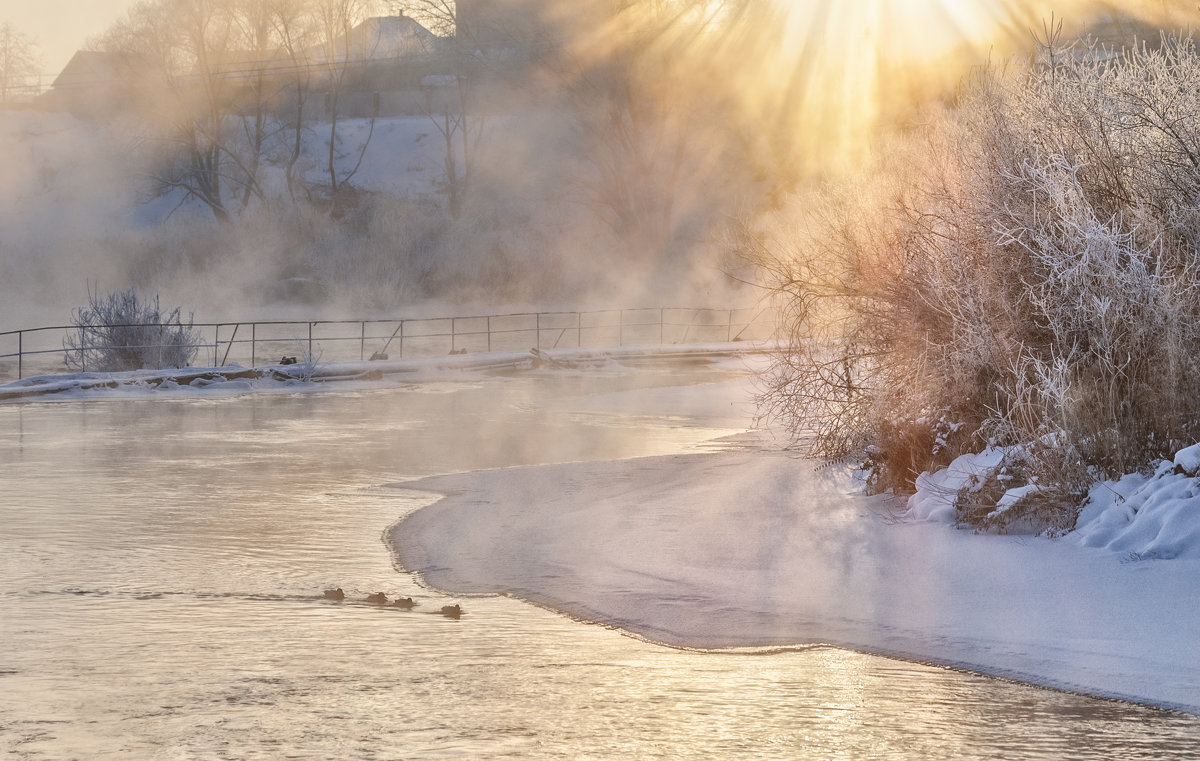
[390,358,1200,714]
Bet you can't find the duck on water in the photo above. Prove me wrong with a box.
[323,589,446,614]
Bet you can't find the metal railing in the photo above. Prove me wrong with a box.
[0,307,777,383]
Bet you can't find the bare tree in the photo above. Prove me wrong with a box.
[99,0,243,221]
[390,0,488,218]
[313,0,381,209]
[266,0,318,202]
[557,0,759,259]
[0,21,41,104]
[390,0,454,37]
[97,0,391,218]
[173,0,242,220]
[229,0,287,209]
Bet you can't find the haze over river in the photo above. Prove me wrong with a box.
[2,362,1199,759]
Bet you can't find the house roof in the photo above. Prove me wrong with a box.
[52,50,138,89]
[310,15,440,63]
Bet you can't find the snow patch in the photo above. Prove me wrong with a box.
[988,483,1044,521]
[904,447,1009,523]
[1073,461,1200,560]
[905,440,1200,559]
[1173,443,1200,476]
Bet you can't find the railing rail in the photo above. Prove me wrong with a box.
[0,306,777,383]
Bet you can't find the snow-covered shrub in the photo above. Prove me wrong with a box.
[753,31,1200,525]
[288,340,323,382]
[63,287,200,372]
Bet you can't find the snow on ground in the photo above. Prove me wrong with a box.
[1074,463,1200,561]
[389,356,1200,715]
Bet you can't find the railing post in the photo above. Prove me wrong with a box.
[213,325,220,367]
[487,316,492,353]
[251,324,257,368]
[360,321,366,361]
[219,324,240,367]
[451,318,457,353]
[399,321,405,358]
[536,313,541,350]
[17,331,22,380]
[308,322,313,359]
[577,312,582,347]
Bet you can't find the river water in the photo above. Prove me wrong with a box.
[2,363,1199,759]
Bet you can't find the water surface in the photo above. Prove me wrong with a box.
[2,363,1199,759]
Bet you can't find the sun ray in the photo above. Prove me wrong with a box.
[761,0,1200,172]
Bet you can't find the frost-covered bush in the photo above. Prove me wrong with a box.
[64,287,200,372]
[752,31,1200,524]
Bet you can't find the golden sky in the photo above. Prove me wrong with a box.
[0,0,139,78]
[5,0,1197,86]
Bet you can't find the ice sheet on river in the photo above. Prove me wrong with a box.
[391,444,1200,714]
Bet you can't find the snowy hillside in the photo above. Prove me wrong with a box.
[0,105,740,330]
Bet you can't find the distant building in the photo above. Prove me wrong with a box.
[43,50,142,116]
[42,15,447,120]
[308,14,441,64]
[303,15,446,115]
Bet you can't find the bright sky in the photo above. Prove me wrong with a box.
[0,0,139,79]
[5,0,1194,85]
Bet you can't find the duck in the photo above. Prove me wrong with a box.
[440,604,462,619]
[323,588,345,601]
[365,592,388,604]
[392,596,415,609]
